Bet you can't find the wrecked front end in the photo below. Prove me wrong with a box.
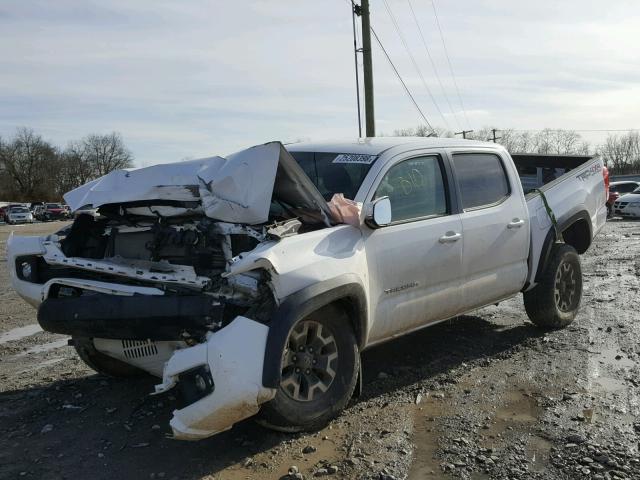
[7,141,335,440]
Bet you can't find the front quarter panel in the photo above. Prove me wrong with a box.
[227,225,369,303]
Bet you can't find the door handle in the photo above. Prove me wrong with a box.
[507,218,525,229]
[439,231,462,243]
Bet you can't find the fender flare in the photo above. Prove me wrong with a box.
[534,209,592,283]
[262,273,367,389]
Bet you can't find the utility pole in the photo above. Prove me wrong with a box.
[351,2,362,138]
[490,128,501,143]
[455,129,473,139]
[360,0,375,137]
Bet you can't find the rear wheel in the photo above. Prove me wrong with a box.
[73,337,146,378]
[258,305,359,432]
[524,244,582,329]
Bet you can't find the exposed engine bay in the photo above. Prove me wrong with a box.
[34,211,313,342]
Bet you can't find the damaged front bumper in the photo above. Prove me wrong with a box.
[154,316,276,440]
[7,233,278,441]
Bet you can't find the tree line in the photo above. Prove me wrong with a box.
[0,128,133,202]
[394,126,640,175]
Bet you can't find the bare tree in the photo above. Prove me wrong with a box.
[0,129,135,201]
[393,125,455,138]
[598,131,640,174]
[82,132,133,177]
[391,125,593,156]
[0,127,58,200]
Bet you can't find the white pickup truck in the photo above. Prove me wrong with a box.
[7,138,608,440]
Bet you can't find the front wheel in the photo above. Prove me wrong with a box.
[524,244,582,329]
[258,305,359,432]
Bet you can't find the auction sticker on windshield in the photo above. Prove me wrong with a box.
[333,154,378,165]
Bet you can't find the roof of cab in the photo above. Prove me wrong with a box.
[285,137,499,156]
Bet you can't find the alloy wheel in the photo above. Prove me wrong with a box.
[280,320,339,402]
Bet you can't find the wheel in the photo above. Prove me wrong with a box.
[258,305,359,432]
[73,337,146,378]
[524,243,582,329]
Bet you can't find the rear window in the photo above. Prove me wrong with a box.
[46,203,61,209]
[288,151,377,201]
[453,153,510,209]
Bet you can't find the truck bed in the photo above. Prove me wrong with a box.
[512,153,608,289]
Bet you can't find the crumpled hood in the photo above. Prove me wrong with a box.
[64,141,334,225]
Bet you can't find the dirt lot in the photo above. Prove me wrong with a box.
[1,220,639,480]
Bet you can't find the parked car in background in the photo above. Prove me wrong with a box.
[30,202,44,213]
[42,203,67,221]
[613,186,640,218]
[7,206,34,224]
[607,181,640,216]
[32,205,46,221]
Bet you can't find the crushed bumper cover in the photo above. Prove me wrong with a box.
[155,316,276,440]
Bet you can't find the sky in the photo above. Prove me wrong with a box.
[1,0,639,166]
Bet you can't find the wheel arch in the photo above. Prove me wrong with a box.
[262,273,367,389]
[534,210,592,283]
[560,213,592,254]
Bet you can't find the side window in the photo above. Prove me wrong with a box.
[374,156,447,222]
[453,153,510,209]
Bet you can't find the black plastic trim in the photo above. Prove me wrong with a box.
[262,274,367,389]
[37,294,223,340]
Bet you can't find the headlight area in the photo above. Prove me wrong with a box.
[155,316,276,441]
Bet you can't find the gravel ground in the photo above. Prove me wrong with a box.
[0,219,638,480]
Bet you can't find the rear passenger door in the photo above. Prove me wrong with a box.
[450,151,530,311]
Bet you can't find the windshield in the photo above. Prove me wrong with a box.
[287,151,377,201]
[46,203,61,209]
[11,207,29,213]
[633,187,640,194]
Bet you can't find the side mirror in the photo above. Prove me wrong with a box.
[367,196,392,228]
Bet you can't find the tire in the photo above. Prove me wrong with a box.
[524,243,582,329]
[258,304,359,432]
[73,337,146,378]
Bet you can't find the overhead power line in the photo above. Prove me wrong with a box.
[406,0,462,131]
[429,0,471,130]
[510,129,639,133]
[370,26,435,131]
[381,0,450,130]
